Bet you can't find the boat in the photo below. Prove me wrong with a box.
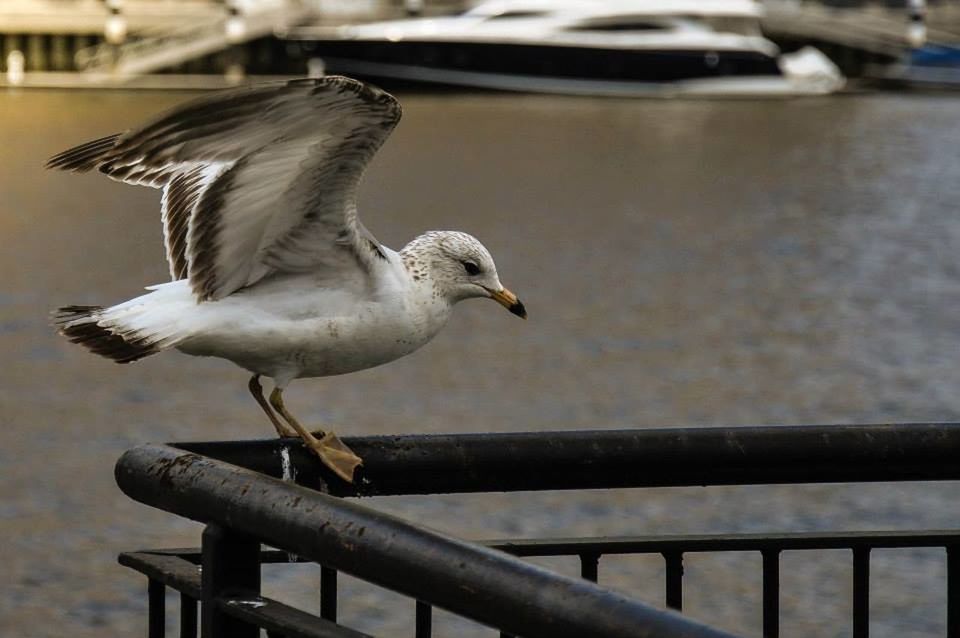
[867,44,960,89]
[280,0,844,97]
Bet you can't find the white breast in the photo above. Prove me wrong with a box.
[176,250,453,381]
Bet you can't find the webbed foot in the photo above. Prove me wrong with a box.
[305,431,363,483]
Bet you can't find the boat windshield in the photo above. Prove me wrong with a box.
[463,1,550,16]
[565,19,670,32]
[482,10,551,19]
[460,3,762,36]
[679,15,761,36]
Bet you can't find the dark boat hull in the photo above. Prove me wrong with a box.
[290,39,783,83]
[280,37,842,97]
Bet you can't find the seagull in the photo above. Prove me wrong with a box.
[48,76,526,483]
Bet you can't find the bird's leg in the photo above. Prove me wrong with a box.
[268,387,363,483]
[249,375,296,437]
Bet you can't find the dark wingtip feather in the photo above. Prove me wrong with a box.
[45,133,121,172]
[297,75,401,122]
[52,305,157,364]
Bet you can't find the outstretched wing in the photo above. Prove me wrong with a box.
[46,76,401,301]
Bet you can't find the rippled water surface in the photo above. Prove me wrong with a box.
[3,87,960,637]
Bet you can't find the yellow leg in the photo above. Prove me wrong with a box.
[248,375,296,437]
[268,387,363,483]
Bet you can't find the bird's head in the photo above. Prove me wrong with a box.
[402,231,526,318]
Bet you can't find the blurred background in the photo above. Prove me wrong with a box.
[3,1,960,637]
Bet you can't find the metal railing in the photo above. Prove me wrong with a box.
[115,424,960,638]
[486,531,960,638]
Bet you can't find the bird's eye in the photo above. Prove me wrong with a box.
[462,261,481,276]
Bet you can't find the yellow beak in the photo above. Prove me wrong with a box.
[487,286,527,319]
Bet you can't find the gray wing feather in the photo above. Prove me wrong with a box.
[45,76,401,301]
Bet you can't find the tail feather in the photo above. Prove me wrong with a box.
[53,304,160,364]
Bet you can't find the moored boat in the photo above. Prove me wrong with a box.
[281,0,844,97]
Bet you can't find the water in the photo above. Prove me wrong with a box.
[2,87,960,637]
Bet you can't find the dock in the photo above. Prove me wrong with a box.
[2,1,960,88]
[762,1,960,75]
[0,0,315,87]
[74,5,310,81]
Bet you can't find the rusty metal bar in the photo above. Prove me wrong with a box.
[175,424,960,496]
[116,444,740,638]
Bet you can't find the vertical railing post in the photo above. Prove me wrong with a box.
[200,524,261,638]
[948,545,959,638]
[664,551,684,611]
[180,593,197,638]
[148,579,165,638]
[415,601,432,638]
[761,549,780,638]
[852,547,870,638]
[320,566,338,622]
[580,553,600,583]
